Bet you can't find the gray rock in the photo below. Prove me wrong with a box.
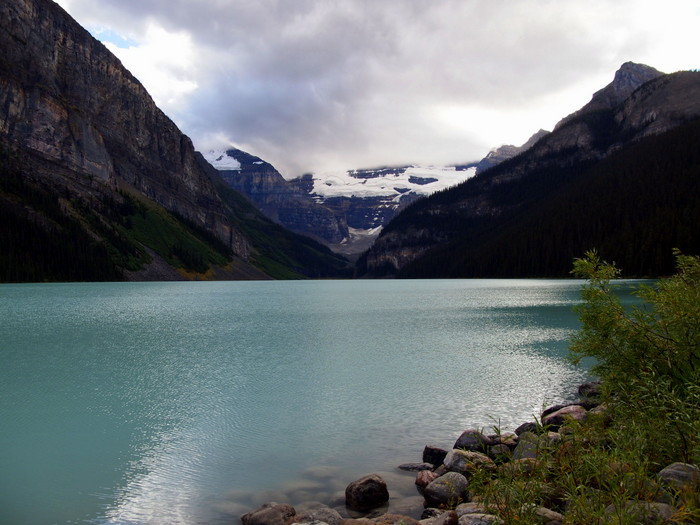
[424,472,470,507]
[292,506,343,525]
[532,506,564,524]
[365,513,420,525]
[398,462,435,472]
[603,500,673,524]
[541,405,587,430]
[487,444,512,463]
[241,502,297,525]
[345,474,390,512]
[432,510,458,525]
[421,508,444,520]
[444,449,496,475]
[657,462,700,492]
[487,432,518,447]
[511,432,548,460]
[514,422,539,436]
[453,430,494,452]
[457,513,502,525]
[454,502,488,516]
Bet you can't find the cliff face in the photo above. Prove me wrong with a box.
[0,0,249,257]
[212,149,349,244]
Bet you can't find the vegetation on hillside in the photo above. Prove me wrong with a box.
[0,143,351,282]
[367,116,700,279]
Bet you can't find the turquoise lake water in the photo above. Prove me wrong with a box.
[0,279,636,524]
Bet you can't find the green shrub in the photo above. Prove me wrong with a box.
[570,249,700,464]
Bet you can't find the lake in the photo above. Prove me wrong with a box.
[0,279,630,524]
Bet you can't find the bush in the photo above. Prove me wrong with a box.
[570,249,700,464]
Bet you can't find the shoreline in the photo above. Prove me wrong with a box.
[227,382,602,524]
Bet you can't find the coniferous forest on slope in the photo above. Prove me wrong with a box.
[384,117,700,279]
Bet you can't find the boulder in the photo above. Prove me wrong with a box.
[454,502,488,516]
[578,380,602,399]
[488,432,518,447]
[398,462,435,472]
[487,444,512,463]
[532,506,564,524]
[540,404,569,419]
[345,474,390,511]
[657,462,700,492]
[453,430,494,452]
[415,470,440,496]
[424,445,449,466]
[603,501,673,524]
[366,513,420,525]
[514,422,539,436]
[444,449,497,475]
[423,472,470,507]
[541,405,587,430]
[432,510,458,525]
[291,506,343,525]
[511,432,548,460]
[457,513,502,524]
[241,502,297,525]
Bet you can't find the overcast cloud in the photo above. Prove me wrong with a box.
[55,0,700,177]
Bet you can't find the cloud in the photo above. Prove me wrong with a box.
[56,0,700,177]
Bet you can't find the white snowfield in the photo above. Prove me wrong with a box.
[311,165,476,199]
[202,149,242,170]
[203,149,476,200]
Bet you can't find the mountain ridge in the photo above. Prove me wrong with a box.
[359,63,700,278]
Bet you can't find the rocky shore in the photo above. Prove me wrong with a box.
[235,382,700,525]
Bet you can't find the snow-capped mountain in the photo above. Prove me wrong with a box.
[202,148,478,257]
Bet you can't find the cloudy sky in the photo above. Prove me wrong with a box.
[55,0,700,178]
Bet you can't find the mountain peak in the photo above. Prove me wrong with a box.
[555,62,664,130]
[593,62,664,106]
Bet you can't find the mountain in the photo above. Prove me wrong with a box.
[207,148,477,258]
[204,148,349,246]
[0,0,349,281]
[469,129,550,173]
[359,63,700,278]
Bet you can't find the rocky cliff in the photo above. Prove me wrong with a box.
[1,0,350,281]
[205,148,349,245]
[1,0,251,256]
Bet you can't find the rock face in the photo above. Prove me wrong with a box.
[0,0,248,256]
[1,0,350,280]
[207,148,349,245]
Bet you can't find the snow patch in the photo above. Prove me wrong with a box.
[202,149,241,170]
[311,165,476,199]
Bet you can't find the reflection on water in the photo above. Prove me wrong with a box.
[0,279,644,524]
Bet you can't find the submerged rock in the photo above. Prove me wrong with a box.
[345,474,390,511]
[241,502,296,525]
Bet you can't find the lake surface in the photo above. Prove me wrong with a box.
[0,279,633,524]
